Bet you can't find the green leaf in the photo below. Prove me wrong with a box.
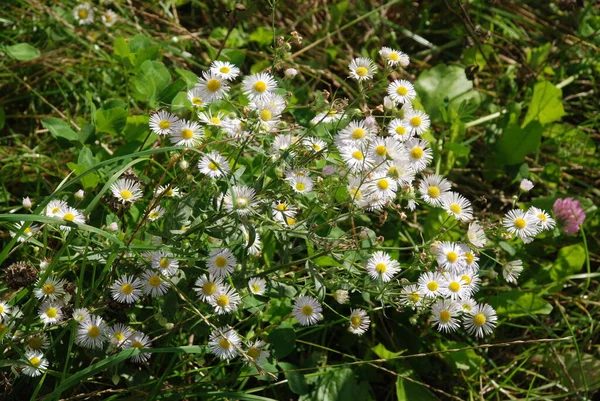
[299,368,370,401]
[268,322,296,359]
[494,121,543,166]
[0,107,5,130]
[221,49,246,66]
[523,81,565,126]
[279,362,309,395]
[371,343,403,359]
[176,69,199,89]
[526,43,552,70]
[396,376,437,401]
[490,291,553,317]
[550,244,586,281]
[96,107,128,136]
[130,60,171,107]
[113,36,130,58]
[414,64,481,122]
[42,117,80,146]
[5,43,40,60]
[249,26,274,47]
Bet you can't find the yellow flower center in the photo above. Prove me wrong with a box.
[301,305,314,316]
[388,166,399,178]
[78,10,88,19]
[439,310,451,323]
[219,338,231,349]
[295,182,306,192]
[192,97,203,105]
[215,256,227,268]
[389,52,400,61]
[450,204,462,214]
[352,128,366,140]
[448,281,460,293]
[24,227,31,234]
[312,143,321,151]
[181,129,194,139]
[351,151,363,160]
[537,213,547,221]
[327,109,337,116]
[219,66,230,73]
[286,217,296,226]
[0,306,4,314]
[465,253,474,264]
[203,282,216,295]
[43,284,55,294]
[206,79,221,92]
[148,275,161,287]
[158,120,170,129]
[29,357,41,367]
[377,179,389,190]
[46,308,58,318]
[253,81,267,93]
[463,304,472,311]
[473,313,486,326]
[105,14,113,22]
[132,340,143,349]
[210,117,221,125]
[427,186,440,198]
[375,263,387,273]
[88,326,100,338]
[52,207,60,214]
[121,283,134,295]
[149,212,159,219]
[251,284,261,293]
[427,281,438,292]
[410,147,423,159]
[120,189,133,200]
[396,86,408,96]
[355,66,368,77]
[395,126,407,136]
[276,203,287,211]
[248,347,260,359]
[408,292,421,303]
[260,109,272,121]
[350,188,362,200]
[159,258,170,269]
[410,116,422,127]
[208,161,218,171]
[63,213,75,222]
[351,316,361,328]
[216,295,229,307]
[514,218,527,229]
[375,145,387,156]
[461,275,471,285]
[446,251,458,263]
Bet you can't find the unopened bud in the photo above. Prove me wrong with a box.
[284,68,298,78]
[108,222,119,232]
[333,289,349,304]
[74,190,85,199]
[383,96,394,110]
[179,159,189,170]
[22,197,32,210]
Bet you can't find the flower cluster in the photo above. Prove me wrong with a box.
[73,3,118,27]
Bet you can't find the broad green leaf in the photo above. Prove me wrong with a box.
[176,69,199,89]
[130,60,171,107]
[96,107,128,136]
[526,43,552,70]
[113,36,130,58]
[268,322,296,359]
[249,26,274,47]
[414,64,481,122]
[550,244,586,281]
[5,43,40,60]
[279,362,309,395]
[490,291,552,317]
[371,343,403,359]
[299,368,371,401]
[396,376,437,401]
[42,117,80,146]
[221,49,246,66]
[523,81,565,126]
[494,121,543,166]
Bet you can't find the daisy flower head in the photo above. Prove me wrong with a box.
[272,200,298,223]
[457,298,477,313]
[379,46,410,67]
[187,87,206,108]
[303,136,327,154]
[196,71,229,102]
[194,274,224,302]
[502,209,540,241]
[210,60,241,81]
[527,207,556,231]
[222,185,258,216]
[209,286,241,315]
[387,80,416,105]
[337,120,373,146]
[348,57,376,81]
[503,260,523,284]
[463,303,498,338]
[10,222,37,243]
[430,299,461,333]
[519,178,534,192]
[288,175,314,194]
[76,315,107,349]
[149,110,180,136]
[399,284,424,309]
[151,251,179,277]
[440,274,471,300]
[222,118,249,138]
[198,110,228,127]
[348,308,370,336]
[44,199,68,217]
[404,110,431,136]
[34,275,66,301]
[292,296,323,326]
[209,326,241,360]
[107,323,132,347]
[370,136,405,162]
[170,120,204,147]
[207,248,237,278]
[26,333,50,351]
[385,159,415,185]
[141,271,169,297]
[271,134,296,157]
[241,225,262,256]
[198,151,230,179]
[155,185,181,198]
[467,221,487,248]
[365,251,401,282]
[436,242,467,272]
[405,138,433,172]
[73,3,94,25]
[248,277,267,295]
[147,206,165,222]
[101,10,118,27]
[242,72,278,101]
[38,301,63,326]
[0,301,11,322]
[72,308,91,324]
[110,275,143,304]
[22,350,48,377]
[387,118,414,142]
[110,178,143,205]
[459,245,480,271]
[419,174,452,207]
[340,144,375,172]
[365,174,398,202]
[57,205,86,229]
[442,192,473,222]
[310,109,344,125]
[126,331,152,363]
[245,340,269,366]
[418,271,444,298]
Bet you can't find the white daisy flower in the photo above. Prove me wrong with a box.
[0,301,11,322]
[292,296,323,326]
[209,326,241,360]
[348,308,370,335]
[196,71,229,103]
[9,222,37,243]
[110,178,143,204]
[126,331,152,363]
[34,275,66,301]
[147,206,165,222]
[404,110,430,135]
[348,57,376,81]
[387,80,416,105]
[245,340,269,366]
[170,120,204,147]
[194,274,224,302]
[370,136,405,162]
[436,242,467,272]
[365,251,401,282]
[419,174,452,206]
[149,110,180,136]
[337,120,373,146]
[399,284,424,309]
[440,274,471,300]
[22,350,48,377]
[250,92,286,116]
[288,175,314,194]
[210,60,241,80]
[221,118,249,138]
[151,251,179,277]
[459,245,480,271]
[310,109,344,125]
[222,185,258,216]
[463,303,498,338]
[271,134,296,156]
[347,175,366,204]
[332,289,350,304]
[107,323,132,347]
[76,315,107,349]
[405,138,433,172]
[141,271,169,297]
[154,185,181,198]
[57,206,86,229]
[73,3,94,25]
[457,298,477,313]
[72,308,91,323]
[198,110,228,126]
[209,286,241,315]
[198,151,230,178]
[418,271,444,298]
[241,225,262,256]
[527,207,556,231]
[248,277,266,295]
[187,87,207,108]
[303,137,327,153]
[502,209,540,241]
[385,159,415,184]
[430,299,461,333]
[442,192,473,222]
[101,10,118,27]
[44,199,68,217]
[340,144,375,172]
[207,248,237,278]
[519,178,534,192]
[242,72,278,101]
[467,221,487,248]
[379,47,410,67]
[365,175,398,202]
[110,275,143,304]
[26,333,50,351]
[38,301,63,326]
[271,200,297,223]
[387,118,414,142]
[503,260,523,284]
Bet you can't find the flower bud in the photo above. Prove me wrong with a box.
[284,68,298,78]
[22,197,32,210]
[333,289,349,304]
[108,222,119,232]
[74,190,85,199]
[179,159,189,170]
